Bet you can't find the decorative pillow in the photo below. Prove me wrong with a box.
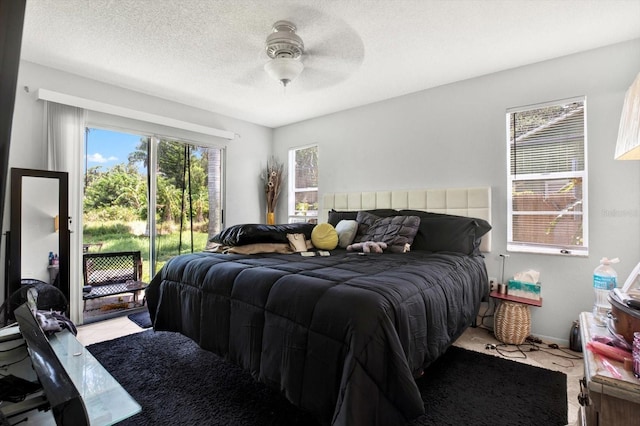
[354,211,404,240]
[287,233,308,252]
[311,223,339,250]
[398,210,491,254]
[328,210,357,227]
[327,209,398,227]
[354,211,380,240]
[334,220,358,248]
[355,212,420,253]
[209,223,315,246]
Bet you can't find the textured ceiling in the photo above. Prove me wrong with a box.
[20,0,640,128]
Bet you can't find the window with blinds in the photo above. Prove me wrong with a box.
[288,145,318,223]
[507,97,588,256]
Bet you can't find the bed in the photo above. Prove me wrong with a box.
[146,187,491,426]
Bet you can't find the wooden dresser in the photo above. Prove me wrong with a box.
[578,312,640,426]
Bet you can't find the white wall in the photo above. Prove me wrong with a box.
[2,61,272,301]
[273,39,640,343]
[5,40,639,342]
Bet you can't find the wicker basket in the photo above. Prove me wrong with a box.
[494,301,531,345]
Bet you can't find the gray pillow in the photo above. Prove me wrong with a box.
[356,212,421,253]
[335,220,358,248]
[398,210,491,254]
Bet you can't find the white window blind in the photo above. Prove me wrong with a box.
[288,145,318,223]
[507,97,588,256]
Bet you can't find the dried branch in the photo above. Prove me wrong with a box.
[262,156,285,213]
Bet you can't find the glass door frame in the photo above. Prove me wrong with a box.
[148,136,226,277]
[82,128,226,281]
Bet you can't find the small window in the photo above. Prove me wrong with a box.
[288,145,318,223]
[507,97,588,256]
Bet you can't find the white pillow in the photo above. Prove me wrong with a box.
[335,220,358,248]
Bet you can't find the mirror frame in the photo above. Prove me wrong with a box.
[7,168,70,314]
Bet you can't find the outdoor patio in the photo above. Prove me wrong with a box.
[82,291,147,323]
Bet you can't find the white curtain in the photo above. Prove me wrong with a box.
[45,101,85,324]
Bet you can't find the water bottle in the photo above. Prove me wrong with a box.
[593,257,618,326]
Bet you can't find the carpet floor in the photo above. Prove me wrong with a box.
[87,330,567,426]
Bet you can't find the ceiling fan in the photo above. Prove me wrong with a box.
[263,21,305,87]
[236,15,364,91]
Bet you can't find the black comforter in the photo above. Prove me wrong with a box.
[146,250,488,425]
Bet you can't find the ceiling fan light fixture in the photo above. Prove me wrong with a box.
[264,57,304,87]
[264,20,305,87]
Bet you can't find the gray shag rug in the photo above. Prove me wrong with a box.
[87,330,567,426]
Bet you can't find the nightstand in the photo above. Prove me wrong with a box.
[578,311,640,426]
[490,291,542,345]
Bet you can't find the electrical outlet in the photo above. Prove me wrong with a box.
[489,277,498,291]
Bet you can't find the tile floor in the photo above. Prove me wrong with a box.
[77,311,144,346]
[77,315,583,425]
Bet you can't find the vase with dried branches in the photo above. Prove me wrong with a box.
[262,156,285,225]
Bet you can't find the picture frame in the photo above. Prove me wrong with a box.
[621,261,640,292]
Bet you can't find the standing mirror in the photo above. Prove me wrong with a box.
[7,168,70,315]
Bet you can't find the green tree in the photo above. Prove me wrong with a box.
[84,165,103,188]
[126,137,213,227]
[127,137,149,169]
[84,164,146,212]
[156,175,180,224]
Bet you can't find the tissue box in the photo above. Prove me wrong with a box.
[507,279,541,301]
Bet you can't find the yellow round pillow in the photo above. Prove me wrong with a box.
[311,223,339,250]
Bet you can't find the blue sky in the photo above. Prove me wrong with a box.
[85,128,145,171]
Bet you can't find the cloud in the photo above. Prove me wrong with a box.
[87,153,118,163]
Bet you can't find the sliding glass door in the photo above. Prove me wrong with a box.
[84,129,151,280]
[152,138,224,272]
[84,129,224,284]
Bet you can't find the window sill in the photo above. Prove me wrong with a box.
[507,244,588,257]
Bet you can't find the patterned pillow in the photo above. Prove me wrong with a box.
[355,212,420,253]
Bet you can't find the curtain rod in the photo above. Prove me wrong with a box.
[35,88,236,140]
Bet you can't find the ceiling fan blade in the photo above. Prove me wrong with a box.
[295,66,350,91]
[234,64,270,87]
[304,29,365,67]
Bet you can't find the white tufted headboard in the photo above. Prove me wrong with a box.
[321,187,492,252]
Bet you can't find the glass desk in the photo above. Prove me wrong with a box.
[0,325,140,425]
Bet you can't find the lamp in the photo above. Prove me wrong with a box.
[264,21,304,87]
[614,71,640,160]
[264,58,304,88]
